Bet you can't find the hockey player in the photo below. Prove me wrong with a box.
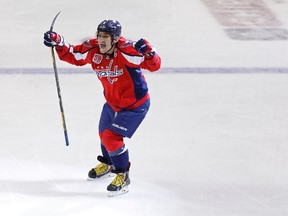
[43,19,161,196]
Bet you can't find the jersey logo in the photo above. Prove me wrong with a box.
[92,54,103,64]
[94,60,123,84]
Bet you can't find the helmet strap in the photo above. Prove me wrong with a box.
[105,36,119,55]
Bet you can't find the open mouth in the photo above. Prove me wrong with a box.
[100,44,106,49]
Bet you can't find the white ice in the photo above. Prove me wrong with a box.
[0,0,288,216]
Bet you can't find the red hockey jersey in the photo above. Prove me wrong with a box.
[55,37,161,112]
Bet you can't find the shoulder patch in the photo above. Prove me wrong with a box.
[119,40,133,48]
[83,40,92,47]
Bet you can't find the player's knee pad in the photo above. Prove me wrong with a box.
[101,129,124,153]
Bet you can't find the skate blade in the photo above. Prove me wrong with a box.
[87,173,115,181]
[107,186,129,197]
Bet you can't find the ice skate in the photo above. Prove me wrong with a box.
[107,172,130,197]
[87,156,115,180]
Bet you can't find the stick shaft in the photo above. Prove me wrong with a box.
[50,12,69,146]
[51,47,69,146]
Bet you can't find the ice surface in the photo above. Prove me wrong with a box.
[1,73,288,216]
[0,0,288,216]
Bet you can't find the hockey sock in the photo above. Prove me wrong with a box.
[101,143,113,165]
[110,148,129,173]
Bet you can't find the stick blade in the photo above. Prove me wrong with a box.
[50,11,61,31]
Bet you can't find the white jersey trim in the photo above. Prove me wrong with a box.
[69,45,88,61]
[121,52,144,65]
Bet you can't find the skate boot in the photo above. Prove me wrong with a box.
[87,156,115,180]
[107,164,131,197]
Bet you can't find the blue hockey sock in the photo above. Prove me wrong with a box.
[110,148,129,173]
[101,143,112,164]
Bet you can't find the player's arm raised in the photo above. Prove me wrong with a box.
[44,31,92,66]
[133,38,161,72]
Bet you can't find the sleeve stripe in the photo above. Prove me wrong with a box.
[122,52,144,65]
[69,46,88,60]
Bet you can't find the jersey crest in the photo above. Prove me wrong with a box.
[94,60,123,84]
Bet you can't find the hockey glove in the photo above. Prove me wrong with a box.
[43,31,65,47]
[133,38,156,57]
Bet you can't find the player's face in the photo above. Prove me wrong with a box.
[97,32,114,54]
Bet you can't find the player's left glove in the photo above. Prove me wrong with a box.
[43,31,65,47]
[133,38,156,57]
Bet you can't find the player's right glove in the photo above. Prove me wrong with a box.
[133,38,156,57]
[43,31,65,47]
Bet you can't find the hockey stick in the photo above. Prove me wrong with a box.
[49,11,70,146]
